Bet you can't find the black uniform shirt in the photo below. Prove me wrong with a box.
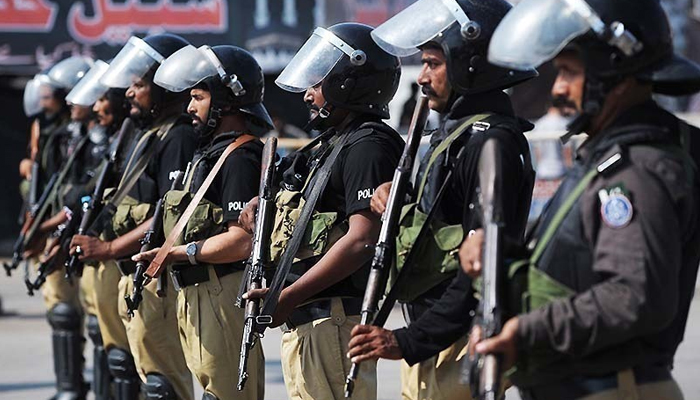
[189,131,263,223]
[129,115,197,204]
[394,91,535,365]
[314,116,405,218]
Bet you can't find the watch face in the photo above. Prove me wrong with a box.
[186,243,197,256]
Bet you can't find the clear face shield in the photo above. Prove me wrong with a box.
[275,27,367,93]
[66,60,110,106]
[370,0,472,57]
[488,0,643,70]
[154,45,246,96]
[100,36,164,88]
[23,76,47,117]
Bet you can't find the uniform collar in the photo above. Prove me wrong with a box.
[444,90,515,122]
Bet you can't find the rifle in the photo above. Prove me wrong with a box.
[25,206,80,296]
[124,170,186,316]
[465,138,504,400]
[4,171,59,276]
[236,137,278,391]
[344,93,430,398]
[64,118,134,279]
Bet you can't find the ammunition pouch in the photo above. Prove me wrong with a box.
[162,189,225,246]
[111,191,154,238]
[391,203,464,302]
[269,189,348,265]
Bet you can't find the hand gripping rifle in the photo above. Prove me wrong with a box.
[344,93,431,398]
[64,118,134,279]
[124,170,185,316]
[465,138,504,400]
[25,206,80,295]
[236,137,278,391]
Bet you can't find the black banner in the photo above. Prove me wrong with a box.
[0,0,316,75]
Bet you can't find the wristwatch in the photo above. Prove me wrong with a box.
[186,242,198,265]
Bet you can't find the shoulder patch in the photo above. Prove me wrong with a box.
[599,188,633,229]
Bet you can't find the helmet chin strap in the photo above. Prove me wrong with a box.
[560,73,613,144]
[302,101,333,133]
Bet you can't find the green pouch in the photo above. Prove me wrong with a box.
[392,203,464,302]
[111,194,154,237]
[162,189,224,246]
[269,189,348,265]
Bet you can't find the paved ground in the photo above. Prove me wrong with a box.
[0,262,698,400]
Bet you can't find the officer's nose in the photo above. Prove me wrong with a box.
[417,64,431,87]
[303,88,314,104]
[551,73,569,100]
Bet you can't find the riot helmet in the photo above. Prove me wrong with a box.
[24,56,94,117]
[489,0,700,130]
[154,44,274,136]
[371,0,537,95]
[101,33,190,122]
[66,60,110,107]
[276,22,401,120]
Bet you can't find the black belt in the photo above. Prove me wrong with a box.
[170,264,241,291]
[519,365,673,400]
[284,297,363,330]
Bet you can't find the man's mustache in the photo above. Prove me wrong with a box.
[306,102,320,113]
[552,96,577,111]
[421,85,437,98]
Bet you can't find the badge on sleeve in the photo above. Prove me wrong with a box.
[598,186,633,229]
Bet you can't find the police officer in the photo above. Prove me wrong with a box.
[21,56,96,400]
[347,1,536,399]
[460,0,700,399]
[132,43,274,400]
[70,33,195,400]
[240,22,405,400]
[62,59,131,400]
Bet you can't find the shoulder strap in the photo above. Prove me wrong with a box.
[144,134,257,279]
[87,118,176,236]
[258,130,356,324]
[416,114,491,202]
[529,152,623,264]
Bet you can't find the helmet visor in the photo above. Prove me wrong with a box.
[101,37,164,88]
[371,0,459,57]
[489,0,592,70]
[275,28,347,93]
[154,45,219,92]
[66,60,110,106]
[23,77,45,117]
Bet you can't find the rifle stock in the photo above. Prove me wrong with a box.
[236,137,278,391]
[344,93,431,398]
[466,138,504,400]
[124,170,185,316]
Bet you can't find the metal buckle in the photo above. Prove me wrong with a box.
[170,269,184,292]
[471,121,491,133]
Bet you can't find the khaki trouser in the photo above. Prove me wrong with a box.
[176,268,265,400]
[92,261,129,351]
[401,334,472,400]
[281,297,377,400]
[577,372,684,400]
[118,269,194,400]
[80,267,97,315]
[40,259,82,313]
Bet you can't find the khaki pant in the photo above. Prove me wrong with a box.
[80,267,97,315]
[92,261,129,351]
[578,373,684,400]
[40,260,82,313]
[281,297,377,400]
[401,334,472,400]
[118,270,194,400]
[176,268,264,400]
